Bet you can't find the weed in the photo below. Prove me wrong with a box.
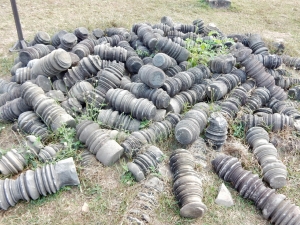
[53,125,82,161]
[120,162,136,186]
[119,199,129,214]
[86,183,103,196]
[80,101,106,122]
[186,36,234,67]
[136,49,150,58]
[121,171,136,186]
[182,102,192,114]
[231,120,245,139]
[23,151,39,169]
[149,165,162,178]
[261,121,273,133]
[139,119,151,129]
[159,153,168,162]
[208,102,221,112]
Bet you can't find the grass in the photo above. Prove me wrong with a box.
[0,0,300,224]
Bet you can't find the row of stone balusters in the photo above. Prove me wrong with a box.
[246,127,287,189]
[169,149,207,218]
[127,145,164,182]
[162,65,210,98]
[121,113,181,158]
[243,87,271,113]
[0,79,21,107]
[231,43,287,100]
[175,103,209,145]
[205,73,241,101]
[76,120,124,166]
[265,68,300,90]
[219,79,255,118]
[0,97,31,122]
[97,108,141,132]
[105,88,157,121]
[63,55,102,87]
[241,112,295,132]
[0,158,79,210]
[21,82,76,131]
[212,154,300,224]
[0,135,63,175]
[167,84,206,114]
[267,97,300,119]
[122,80,171,109]
[16,111,50,139]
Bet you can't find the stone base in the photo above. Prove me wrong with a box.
[208,0,231,9]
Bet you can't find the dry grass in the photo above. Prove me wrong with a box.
[1,0,300,224]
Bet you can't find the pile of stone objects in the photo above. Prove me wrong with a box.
[1,14,300,224]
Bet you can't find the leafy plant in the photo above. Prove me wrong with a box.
[149,165,162,178]
[136,49,150,58]
[186,35,234,67]
[54,125,82,161]
[80,101,106,122]
[139,119,151,129]
[231,120,245,139]
[86,184,103,196]
[182,102,192,114]
[23,151,39,169]
[120,163,136,186]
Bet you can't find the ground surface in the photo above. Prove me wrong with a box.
[0,0,300,224]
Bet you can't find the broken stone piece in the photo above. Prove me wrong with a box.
[144,176,164,192]
[153,109,166,122]
[54,157,80,188]
[208,0,231,9]
[81,202,89,212]
[215,183,234,207]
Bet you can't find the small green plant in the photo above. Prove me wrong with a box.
[186,36,234,67]
[139,119,151,129]
[231,120,245,139]
[80,101,106,122]
[182,102,192,114]
[136,49,150,58]
[120,163,136,186]
[149,165,162,178]
[262,122,273,133]
[86,184,103,197]
[23,151,39,169]
[208,102,221,112]
[54,125,82,161]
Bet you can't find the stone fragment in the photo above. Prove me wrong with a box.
[153,109,166,122]
[208,0,231,9]
[81,202,89,212]
[215,183,234,207]
[144,177,164,192]
[55,157,80,188]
